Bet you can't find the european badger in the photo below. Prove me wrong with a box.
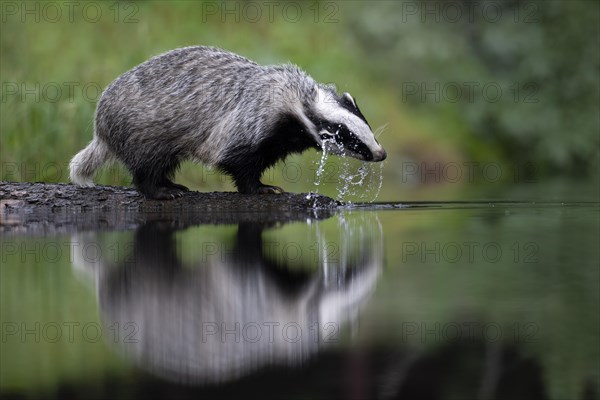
[69,46,386,199]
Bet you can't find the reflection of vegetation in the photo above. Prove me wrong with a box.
[0,234,130,394]
[1,2,597,196]
[370,205,600,400]
[1,209,598,399]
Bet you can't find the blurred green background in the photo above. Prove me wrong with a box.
[1,0,599,200]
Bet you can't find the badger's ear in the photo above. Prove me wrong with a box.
[342,92,357,109]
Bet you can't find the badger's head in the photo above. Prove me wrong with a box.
[307,86,386,162]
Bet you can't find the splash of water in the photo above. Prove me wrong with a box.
[373,162,384,201]
[336,124,387,204]
[307,129,386,206]
[306,137,338,208]
[335,156,385,205]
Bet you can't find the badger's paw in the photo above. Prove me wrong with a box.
[166,182,190,193]
[148,186,188,200]
[257,184,285,194]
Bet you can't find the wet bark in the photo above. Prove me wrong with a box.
[0,182,339,235]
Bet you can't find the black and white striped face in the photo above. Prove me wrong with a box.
[311,88,386,162]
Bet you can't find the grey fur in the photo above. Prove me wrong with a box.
[69,46,386,199]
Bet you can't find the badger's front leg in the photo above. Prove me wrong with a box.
[235,177,284,195]
[256,184,285,194]
[222,163,284,194]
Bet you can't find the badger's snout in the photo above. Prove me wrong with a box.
[362,146,386,162]
[371,147,387,162]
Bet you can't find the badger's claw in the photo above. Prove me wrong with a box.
[167,182,189,192]
[258,185,285,194]
[149,186,188,200]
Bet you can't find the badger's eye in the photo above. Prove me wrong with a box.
[319,122,339,135]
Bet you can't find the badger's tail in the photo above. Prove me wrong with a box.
[69,138,112,187]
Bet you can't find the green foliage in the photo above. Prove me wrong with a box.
[347,1,600,175]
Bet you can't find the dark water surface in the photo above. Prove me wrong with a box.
[1,199,598,400]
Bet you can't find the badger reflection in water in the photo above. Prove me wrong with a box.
[71,217,383,384]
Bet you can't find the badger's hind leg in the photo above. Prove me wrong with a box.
[133,176,187,200]
[134,175,188,200]
[131,158,188,200]
[164,181,190,193]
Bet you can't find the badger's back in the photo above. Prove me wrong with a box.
[95,46,317,165]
